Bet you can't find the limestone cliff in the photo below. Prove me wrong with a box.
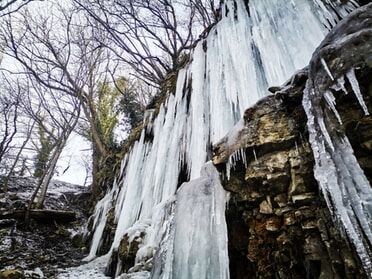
[213,4,372,278]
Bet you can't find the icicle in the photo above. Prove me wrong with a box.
[83,184,118,262]
[303,74,372,277]
[143,109,155,132]
[294,140,299,156]
[143,110,152,124]
[225,151,236,181]
[252,148,258,162]
[225,148,248,181]
[346,69,370,115]
[324,90,343,124]
[321,58,335,80]
[312,0,359,30]
[331,75,348,95]
[318,116,335,151]
[240,149,247,168]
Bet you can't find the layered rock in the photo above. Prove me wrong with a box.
[213,4,372,278]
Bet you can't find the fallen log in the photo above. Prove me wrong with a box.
[0,209,76,223]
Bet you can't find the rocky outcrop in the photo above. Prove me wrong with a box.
[106,228,149,276]
[213,4,371,278]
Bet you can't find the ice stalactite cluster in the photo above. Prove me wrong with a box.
[304,72,372,276]
[70,0,361,278]
[83,184,118,262]
[303,3,372,276]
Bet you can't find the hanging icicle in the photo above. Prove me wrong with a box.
[303,4,372,276]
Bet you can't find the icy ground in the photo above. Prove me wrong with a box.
[0,176,90,278]
[58,255,112,279]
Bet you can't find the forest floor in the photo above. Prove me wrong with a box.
[0,176,92,278]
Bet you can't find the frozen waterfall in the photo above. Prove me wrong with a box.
[59,0,362,278]
[151,162,230,279]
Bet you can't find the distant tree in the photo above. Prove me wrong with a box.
[0,74,22,173]
[77,76,148,193]
[1,3,83,209]
[0,39,5,65]
[116,77,148,130]
[2,118,35,192]
[19,78,82,214]
[0,75,39,193]
[79,79,122,149]
[0,0,216,203]
[0,95,19,167]
[33,120,55,178]
[77,77,123,182]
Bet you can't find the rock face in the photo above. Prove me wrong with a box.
[213,4,371,278]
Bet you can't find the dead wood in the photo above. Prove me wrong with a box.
[0,209,76,223]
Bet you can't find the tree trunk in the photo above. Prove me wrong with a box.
[1,209,76,222]
[34,142,64,209]
[25,143,64,226]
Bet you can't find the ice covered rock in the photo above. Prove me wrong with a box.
[303,3,372,276]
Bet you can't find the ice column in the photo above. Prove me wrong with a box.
[152,162,230,279]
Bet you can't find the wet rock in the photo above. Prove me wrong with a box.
[273,193,287,208]
[213,95,297,166]
[106,226,147,277]
[265,217,282,232]
[282,213,297,226]
[71,233,85,248]
[259,200,273,215]
[0,270,24,279]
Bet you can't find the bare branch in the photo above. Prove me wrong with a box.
[74,0,219,87]
[0,0,37,17]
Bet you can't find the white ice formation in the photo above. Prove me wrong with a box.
[60,0,363,278]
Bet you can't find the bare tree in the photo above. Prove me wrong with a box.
[23,79,82,211]
[74,0,219,87]
[0,1,129,198]
[0,75,36,193]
